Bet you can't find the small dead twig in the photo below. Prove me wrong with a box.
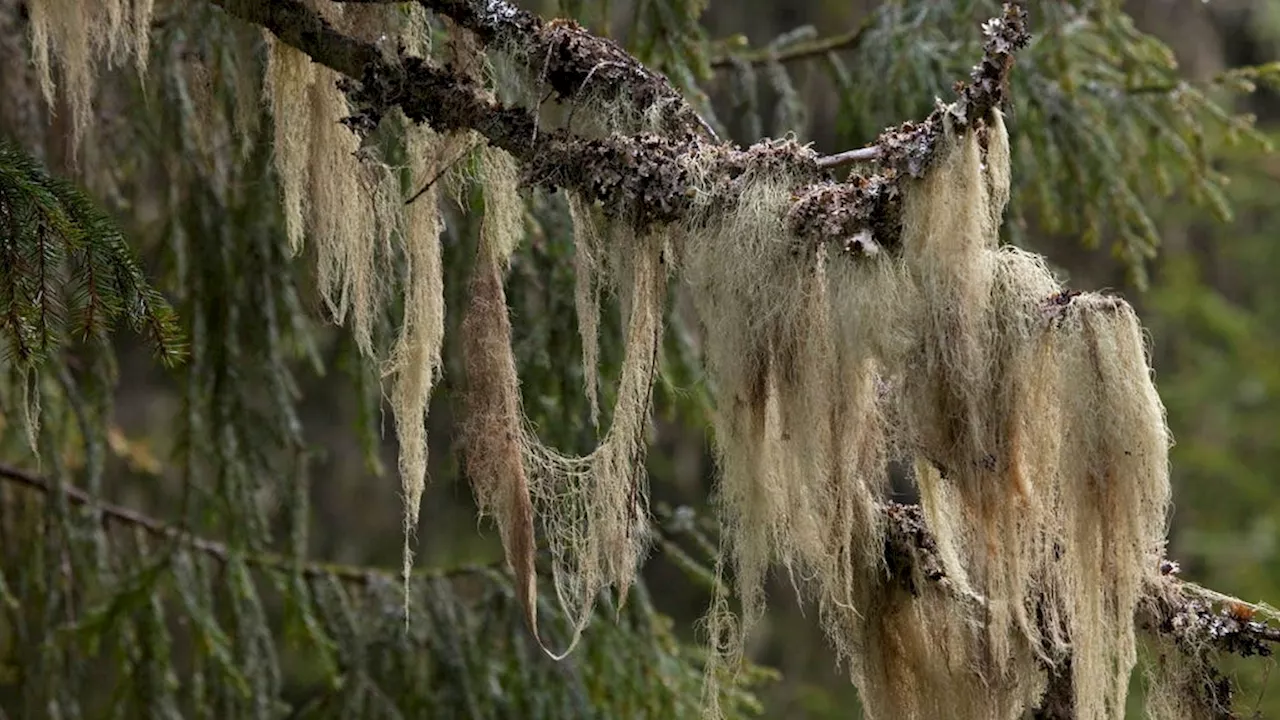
[405,138,481,206]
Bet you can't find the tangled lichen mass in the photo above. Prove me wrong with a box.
[19,0,1246,717]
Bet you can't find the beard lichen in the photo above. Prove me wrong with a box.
[1051,291,1172,720]
[520,220,667,657]
[25,5,1178,704]
[27,0,155,153]
[262,8,462,617]
[682,108,1170,719]
[680,155,893,715]
[567,192,605,427]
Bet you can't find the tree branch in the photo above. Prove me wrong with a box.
[213,0,381,78]
[0,461,493,586]
[787,3,1031,244]
[882,502,1280,653]
[209,0,1028,244]
[338,0,719,140]
[709,20,874,71]
[5,460,1275,664]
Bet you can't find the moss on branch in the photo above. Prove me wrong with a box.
[215,0,1029,247]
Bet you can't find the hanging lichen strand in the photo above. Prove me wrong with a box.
[522,220,668,656]
[677,144,893,717]
[261,2,456,612]
[385,125,457,608]
[26,0,155,151]
[459,144,539,645]
[1052,293,1172,719]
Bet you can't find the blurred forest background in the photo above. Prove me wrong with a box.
[2,0,1280,717]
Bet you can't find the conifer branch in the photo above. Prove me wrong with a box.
[883,502,1280,651]
[209,0,1028,241]
[339,0,720,139]
[709,19,874,70]
[3,461,1276,661]
[0,462,493,586]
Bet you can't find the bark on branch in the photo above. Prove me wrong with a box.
[210,0,1027,242]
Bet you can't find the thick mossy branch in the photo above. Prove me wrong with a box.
[213,0,1026,244]
[212,0,382,78]
[343,0,717,138]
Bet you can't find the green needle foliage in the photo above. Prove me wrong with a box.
[0,140,183,369]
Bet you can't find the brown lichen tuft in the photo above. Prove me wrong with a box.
[460,151,538,644]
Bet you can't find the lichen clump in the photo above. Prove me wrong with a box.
[680,108,1170,720]
[256,40,1174,712]
[262,4,459,615]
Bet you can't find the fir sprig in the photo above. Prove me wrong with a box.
[0,140,185,367]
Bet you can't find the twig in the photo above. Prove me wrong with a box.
[790,2,1032,244]
[709,18,874,70]
[815,145,882,169]
[405,138,480,206]
[0,461,494,586]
